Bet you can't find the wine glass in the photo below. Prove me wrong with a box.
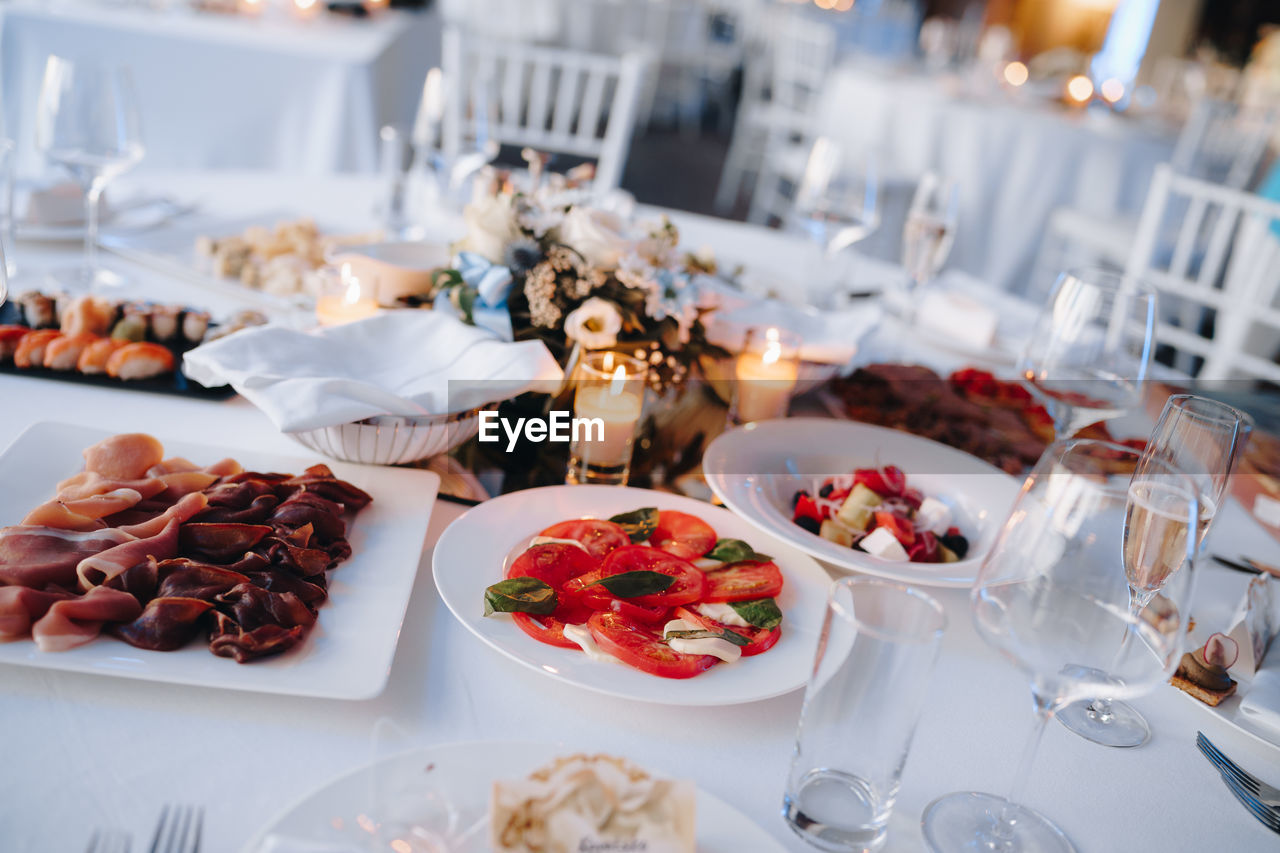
[1056,393,1250,747]
[1018,268,1158,438]
[923,439,1197,853]
[901,171,958,295]
[791,136,880,299]
[34,56,145,290]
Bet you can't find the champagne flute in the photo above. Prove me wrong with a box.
[901,171,958,294]
[34,56,145,291]
[1018,268,1158,438]
[791,136,880,299]
[923,439,1197,853]
[1057,393,1250,747]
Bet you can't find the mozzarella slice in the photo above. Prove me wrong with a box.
[860,527,910,561]
[530,536,590,553]
[915,497,952,534]
[692,557,722,572]
[562,623,617,663]
[662,619,741,663]
[694,602,751,628]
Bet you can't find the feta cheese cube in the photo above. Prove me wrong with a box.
[916,497,952,534]
[860,527,910,561]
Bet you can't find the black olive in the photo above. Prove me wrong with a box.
[796,516,821,535]
[940,533,969,559]
[791,490,809,510]
[819,483,834,498]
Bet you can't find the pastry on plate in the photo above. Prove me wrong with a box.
[1172,633,1239,706]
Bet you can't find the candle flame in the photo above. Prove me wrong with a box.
[340,263,363,305]
[1066,75,1093,104]
[295,0,317,9]
[1003,61,1028,87]
[762,327,783,366]
[609,365,627,395]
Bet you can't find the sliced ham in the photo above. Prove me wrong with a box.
[0,587,76,639]
[76,518,180,589]
[117,492,208,538]
[155,471,218,500]
[22,488,143,530]
[82,433,165,480]
[0,526,133,590]
[57,471,167,502]
[31,586,142,652]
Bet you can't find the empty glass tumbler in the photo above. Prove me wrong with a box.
[783,577,946,852]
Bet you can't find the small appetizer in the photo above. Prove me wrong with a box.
[77,338,126,375]
[13,329,62,368]
[106,342,176,381]
[1171,633,1239,706]
[484,508,785,679]
[0,325,30,361]
[791,465,970,563]
[43,333,100,371]
[59,295,116,338]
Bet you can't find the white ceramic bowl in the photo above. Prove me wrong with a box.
[703,418,1023,587]
[288,409,482,466]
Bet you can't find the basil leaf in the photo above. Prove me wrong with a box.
[728,598,783,630]
[484,577,557,616]
[664,628,752,647]
[707,538,773,564]
[586,570,674,598]
[609,507,659,542]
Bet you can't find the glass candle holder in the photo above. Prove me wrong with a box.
[315,263,381,327]
[567,350,649,486]
[731,326,800,424]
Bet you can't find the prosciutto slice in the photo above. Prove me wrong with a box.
[22,488,143,530]
[0,587,76,639]
[0,526,133,590]
[31,586,142,652]
[76,518,181,589]
[117,492,208,538]
[82,433,165,479]
[57,472,167,502]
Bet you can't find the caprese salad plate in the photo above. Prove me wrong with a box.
[702,419,1022,588]
[432,485,831,705]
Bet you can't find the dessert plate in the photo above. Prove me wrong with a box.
[244,740,789,853]
[1171,618,1280,751]
[0,421,439,699]
[703,418,1022,588]
[433,485,831,706]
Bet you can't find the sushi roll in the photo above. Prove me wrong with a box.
[14,329,62,367]
[43,333,100,371]
[150,305,182,342]
[18,292,56,329]
[111,313,148,342]
[0,325,31,362]
[106,341,175,380]
[181,310,210,344]
[78,337,126,374]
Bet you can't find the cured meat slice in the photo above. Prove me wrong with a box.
[21,488,143,531]
[31,586,143,652]
[0,526,133,590]
[0,587,75,639]
[82,433,165,479]
[56,472,167,502]
[155,562,250,601]
[116,492,209,538]
[284,465,373,510]
[155,471,219,500]
[179,523,273,563]
[76,518,181,589]
[209,583,316,662]
[110,597,215,651]
[192,494,278,525]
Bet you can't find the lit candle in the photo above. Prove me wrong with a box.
[733,327,799,424]
[316,264,381,326]
[1002,61,1028,88]
[292,0,320,19]
[1065,75,1094,105]
[568,351,648,486]
[238,0,263,16]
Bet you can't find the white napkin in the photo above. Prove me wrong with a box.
[1240,648,1280,741]
[183,311,564,432]
[697,275,881,366]
[253,836,363,853]
[915,289,1000,349]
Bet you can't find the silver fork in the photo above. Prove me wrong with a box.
[148,804,203,853]
[1197,733,1280,835]
[85,829,131,853]
[1197,732,1280,807]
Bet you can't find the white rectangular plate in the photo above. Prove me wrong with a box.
[0,422,439,700]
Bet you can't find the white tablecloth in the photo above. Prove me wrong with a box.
[821,63,1178,295]
[0,1,441,176]
[2,171,1279,853]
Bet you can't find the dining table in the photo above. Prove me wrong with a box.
[2,169,1279,853]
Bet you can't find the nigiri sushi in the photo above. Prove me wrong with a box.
[77,338,126,375]
[44,333,101,371]
[14,330,62,368]
[0,325,31,362]
[60,295,116,338]
[106,341,175,380]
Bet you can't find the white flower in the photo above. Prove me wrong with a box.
[558,206,632,268]
[633,217,679,268]
[563,297,623,349]
[460,194,520,263]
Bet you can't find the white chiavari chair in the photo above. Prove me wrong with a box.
[1126,163,1280,384]
[441,27,649,192]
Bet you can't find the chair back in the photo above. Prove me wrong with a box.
[441,27,649,191]
[1127,164,1280,384]
[1170,98,1277,190]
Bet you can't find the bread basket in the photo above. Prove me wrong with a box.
[287,408,484,466]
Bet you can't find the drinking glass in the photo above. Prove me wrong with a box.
[1018,268,1158,437]
[0,136,15,279]
[922,439,1197,853]
[1057,394,1250,747]
[792,136,880,295]
[901,172,958,294]
[784,577,946,852]
[35,56,145,290]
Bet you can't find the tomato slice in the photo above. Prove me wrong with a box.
[566,545,707,608]
[538,519,631,559]
[586,611,717,679]
[506,542,599,587]
[873,511,916,548]
[673,605,781,657]
[605,597,670,624]
[853,466,906,498]
[649,510,717,560]
[702,561,784,603]
[512,613,582,649]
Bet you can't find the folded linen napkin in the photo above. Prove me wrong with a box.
[1240,646,1280,742]
[183,311,563,432]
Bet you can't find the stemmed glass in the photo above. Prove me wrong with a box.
[923,439,1198,853]
[791,136,880,299]
[1018,268,1158,438]
[901,171,958,296]
[35,56,145,290]
[1056,394,1251,747]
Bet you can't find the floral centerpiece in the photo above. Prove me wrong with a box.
[433,168,725,391]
